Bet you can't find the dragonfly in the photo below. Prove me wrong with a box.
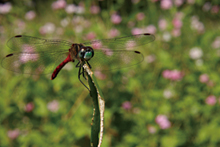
[1,33,155,90]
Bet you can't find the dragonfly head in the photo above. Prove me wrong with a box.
[78,46,94,61]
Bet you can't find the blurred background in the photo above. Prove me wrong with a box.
[1,0,220,146]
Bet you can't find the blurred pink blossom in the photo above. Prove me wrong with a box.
[86,32,96,40]
[47,100,59,112]
[203,2,211,11]
[136,12,145,21]
[25,11,36,20]
[191,16,205,33]
[158,19,167,31]
[160,0,172,10]
[94,70,106,80]
[24,102,34,112]
[109,28,120,38]
[0,2,12,14]
[90,5,100,14]
[172,17,182,29]
[147,126,156,134]
[127,21,135,28]
[211,5,219,14]
[172,28,181,37]
[111,14,122,24]
[39,22,55,35]
[20,45,39,63]
[75,5,85,14]
[122,101,132,110]
[60,18,69,27]
[65,4,76,14]
[199,74,209,83]
[145,25,156,34]
[187,0,195,4]
[103,48,113,56]
[145,54,156,63]
[174,0,184,7]
[162,32,171,42]
[162,69,184,81]
[52,0,66,10]
[163,89,173,99]
[7,129,20,140]
[189,47,203,60]
[92,41,102,49]
[205,95,216,105]
[212,37,220,49]
[126,40,136,49]
[155,115,171,129]
[131,28,142,35]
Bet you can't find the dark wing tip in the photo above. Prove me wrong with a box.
[144,33,151,35]
[15,35,22,37]
[6,53,13,57]
[134,51,141,54]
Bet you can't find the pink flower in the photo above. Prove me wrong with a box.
[109,28,120,38]
[172,28,181,37]
[145,25,156,34]
[145,55,156,63]
[20,45,39,63]
[7,129,20,140]
[203,2,211,11]
[94,70,106,80]
[212,37,220,49]
[131,28,142,35]
[163,89,173,99]
[158,19,167,31]
[65,4,76,14]
[47,100,59,112]
[155,115,171,129]
[103,48,113,56]
[25,11,36,20]
[187,0,195,4]
[205,95,216,105]
[86,32,96,40]
[174,0,184,7]
[126,40,136,49]
[52,0,66,10]
[211,5,219,14]
[162,70,184,81]
[170,70,184,80]
[39,22,55,35]
[24,102,34,112]
[147,126,157,134]
[189,47,203,59]
[0,2,12,14]
[111,14,122,24]
[172,18,182,29]
[161,0,172,10]
[122,101,132,110]
[199,74,209,83]
[92,41,102,49]
[90,5,100,14]
[162,70,172,79]
[136,12,145,21]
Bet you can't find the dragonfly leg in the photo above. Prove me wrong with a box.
[78,65,90,91]
[76,61,80,67]
[81,66,87,80]
[86,61,92,69]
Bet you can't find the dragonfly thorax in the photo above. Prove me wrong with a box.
[78,46,94,61]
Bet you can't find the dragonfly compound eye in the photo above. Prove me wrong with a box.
[78,50,85,59]
[84,50,94,60]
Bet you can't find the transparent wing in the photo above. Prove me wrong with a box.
[1,52,69,74]
[7,35,73,52]
[89,49,144,71]
[82,33,155,50]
